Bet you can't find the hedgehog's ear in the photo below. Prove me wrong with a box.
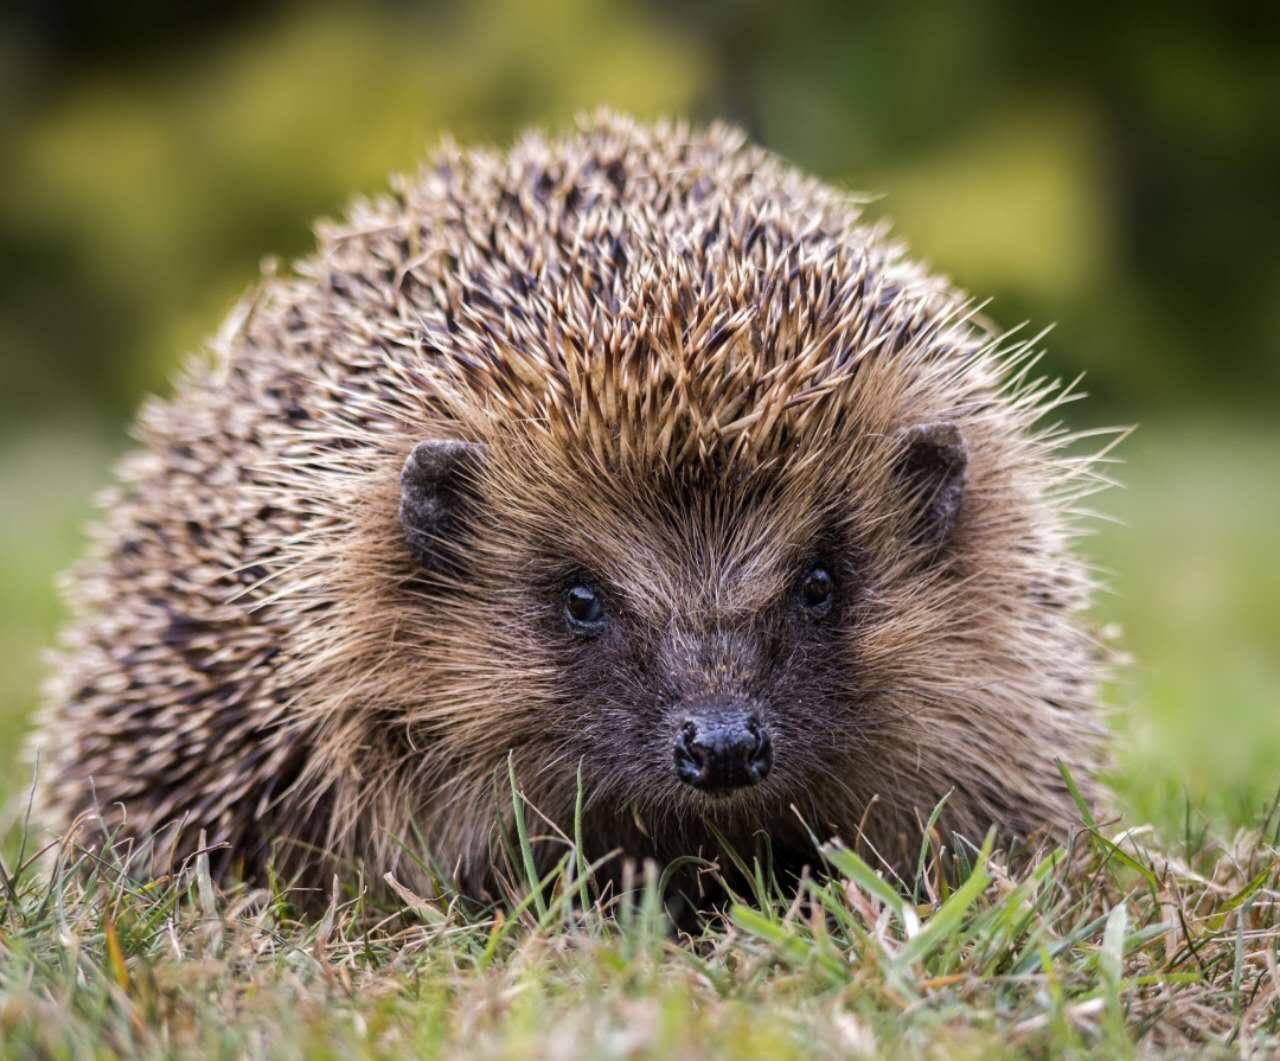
[399,440,487,571]
[895,422,967,553]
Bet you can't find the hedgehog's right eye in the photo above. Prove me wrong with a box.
[797,565,836,618]
[564,584,606,633]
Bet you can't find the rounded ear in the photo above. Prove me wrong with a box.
[399,439,487,571]
[895,422,967,552]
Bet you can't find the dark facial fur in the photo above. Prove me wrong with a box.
[30,113,1112,902]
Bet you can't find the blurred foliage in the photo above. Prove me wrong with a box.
[0,1,1276,830]
[3,1,1278,428]
[1,0,704,427]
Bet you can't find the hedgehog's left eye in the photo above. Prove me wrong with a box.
[797,565,835,617]
[565,584,606,633]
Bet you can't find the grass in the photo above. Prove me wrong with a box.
[1,415,1277,1057]
[1092,422,1280,832]
[2,774,1279,1058]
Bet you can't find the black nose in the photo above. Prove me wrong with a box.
[674,708,772,792]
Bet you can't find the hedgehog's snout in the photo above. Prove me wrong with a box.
[673,701,772,794]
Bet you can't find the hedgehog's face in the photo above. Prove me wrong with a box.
[561,563,842,793]
[549,554,848,802]
[398,423,966,833]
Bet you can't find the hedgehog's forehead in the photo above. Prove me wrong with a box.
[481,437,833,615]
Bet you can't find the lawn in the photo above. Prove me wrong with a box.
[1,417,1277,1057]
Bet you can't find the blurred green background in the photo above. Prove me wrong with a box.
[2,1,1276,833]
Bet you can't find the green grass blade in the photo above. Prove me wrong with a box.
[508,752,548,921]
[895,829,994,970]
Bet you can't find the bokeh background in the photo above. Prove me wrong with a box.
[2,1,1276,833]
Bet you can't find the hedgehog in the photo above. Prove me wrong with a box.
[30,112,1114,904]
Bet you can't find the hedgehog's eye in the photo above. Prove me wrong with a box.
[564,584,606,633]
[797,566,835,617]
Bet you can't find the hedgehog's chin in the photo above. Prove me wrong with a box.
[677,781,778,828]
